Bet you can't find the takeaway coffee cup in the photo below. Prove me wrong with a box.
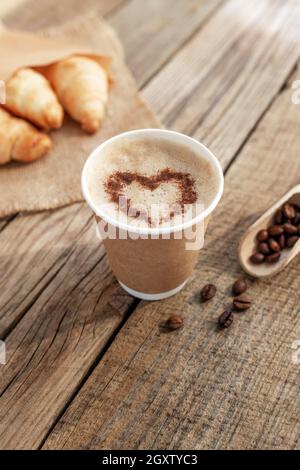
[82,129,224,300]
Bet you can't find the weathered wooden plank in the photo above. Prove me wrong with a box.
[3,0,125,30]
[0,0,228,344]
[109,0,224,87]
[3,0,225,87]
[0,0,228,450]
[0,203,136,449]
[1,0,299,451]
[0,216,15,233]
[43,76,300,450]
[0,204,92,336]
[142,0,300,168]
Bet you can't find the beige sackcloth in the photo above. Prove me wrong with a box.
[0,14,160,218]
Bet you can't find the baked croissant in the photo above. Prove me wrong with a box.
[4,68,64,130]
[45,56,109,134]
[0,107,52,164]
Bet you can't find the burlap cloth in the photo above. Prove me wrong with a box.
[0,14,160,218]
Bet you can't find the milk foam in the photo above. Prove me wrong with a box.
[86,137,219,228]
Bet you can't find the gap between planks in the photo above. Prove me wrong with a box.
[44,64,300,451]
[0,0,300,450]
[0,0,227,351]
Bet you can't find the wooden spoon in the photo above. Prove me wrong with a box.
[239,185,300,278]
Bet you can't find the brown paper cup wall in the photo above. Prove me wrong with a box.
[84,129,224,301]
[96,216,209,296]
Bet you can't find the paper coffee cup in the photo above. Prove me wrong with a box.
[82,129,224,300]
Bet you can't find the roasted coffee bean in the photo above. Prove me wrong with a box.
[268,225,284,237]
[256,229,268,242]
[291,213,300,225]
[200,283,217,301]
[282,203,295,220]
[265,252,281,263]
[232,279,247,296]
[286,235,299,248]
[250,252,265,264]
[218,310,233,329]
[292,203,300,212]
[268,238,281,252]
[274,209,283,225]
[278,234,286,250]
[233,294,251,311]
[258,242,270,255]
[283,223,298,235]
[166,315,184,331]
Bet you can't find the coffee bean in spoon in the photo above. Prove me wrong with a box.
[268,225,284,237]
[282,203,295,220]
[291,213,300,225]
[268,238,281,253]
[283,223,298,235]
[258,242,270,255]
[278,234,286,250]
[286,235,299,248]
[256,229,268,242]
[265,252,281,263]
[274,209,283,225]
[250,252,265,264]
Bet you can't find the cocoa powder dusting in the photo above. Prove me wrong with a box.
[104,168,197,225]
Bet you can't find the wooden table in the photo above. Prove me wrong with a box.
[1,0,300,450]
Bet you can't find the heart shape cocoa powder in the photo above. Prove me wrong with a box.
[104,168,197,225]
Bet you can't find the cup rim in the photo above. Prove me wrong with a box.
[81,129,224,235]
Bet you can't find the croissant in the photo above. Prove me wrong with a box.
[0,107,52,164]
[4,68,64,130]
[45,56,109,134]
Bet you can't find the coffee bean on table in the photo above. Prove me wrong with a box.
[256,229,268,242]
[265,252,281,263]
[258,242,270,255]
[250,252,265,264]
[283,223,298,235]
[233,294,251,311]
[282,203,295,220]
[218,310,233,329]
[201,283,217,301]
[278,234,286,250]
[166,315,184,331]
[286,235,299,248]
[274,209,283,225]
[232,279,247,296]
[268,238,281,252]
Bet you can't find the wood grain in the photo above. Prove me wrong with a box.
[44,75,300,451]
[3,0,126,30]
[142,0,300,168]
[0,203,137,449]
[0,205,95,337]
[0,0,299,451]
[109,0,224,87]
[4,0,225,88]
[0,0,226,449]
